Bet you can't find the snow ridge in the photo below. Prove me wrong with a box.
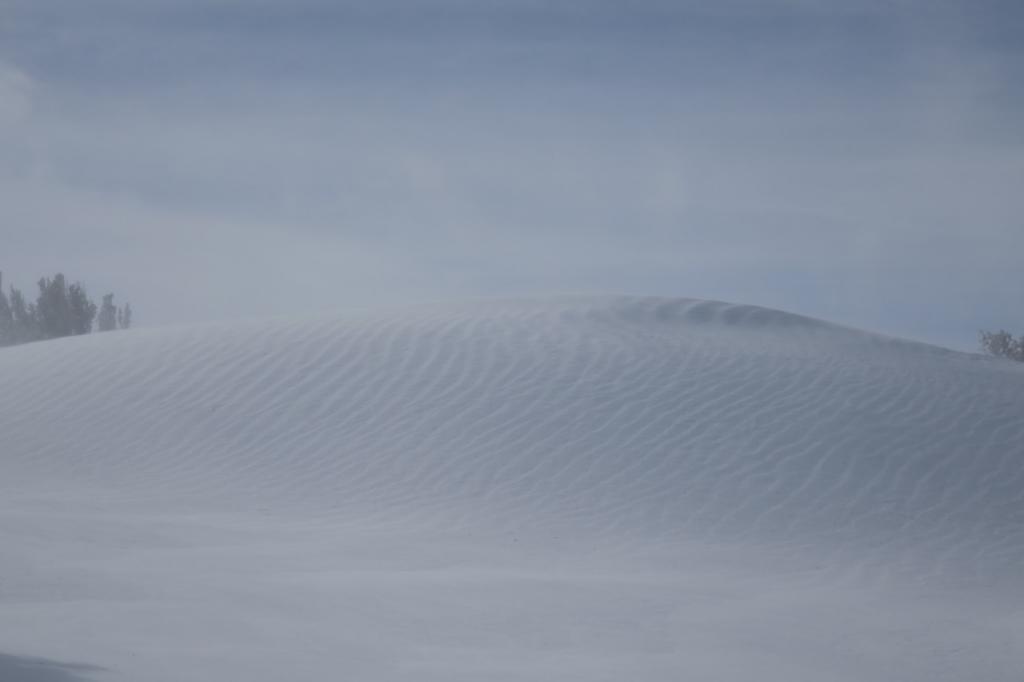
[2,297,1023,681]
[2,297,1021,576]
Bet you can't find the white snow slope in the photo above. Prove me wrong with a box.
[1,297,1022,681]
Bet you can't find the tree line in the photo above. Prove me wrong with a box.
[980,329,1024,362]
[0,272,132,347]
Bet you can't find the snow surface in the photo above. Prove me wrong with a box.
[1,297,1022,681]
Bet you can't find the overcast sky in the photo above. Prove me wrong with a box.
[1,0,1021,349]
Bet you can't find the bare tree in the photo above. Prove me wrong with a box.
[980,329,1024,362]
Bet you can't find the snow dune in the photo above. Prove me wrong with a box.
[1,297,1022,681]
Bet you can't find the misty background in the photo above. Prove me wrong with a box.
[1,0,1021,350]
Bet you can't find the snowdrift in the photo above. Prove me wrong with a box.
[1,297,1022,681]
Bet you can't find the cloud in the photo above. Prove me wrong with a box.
[0,61,32,128]
[0,1,1021,350]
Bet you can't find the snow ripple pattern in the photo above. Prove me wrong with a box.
[2,297,1023,581]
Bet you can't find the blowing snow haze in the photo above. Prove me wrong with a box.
[1,0,1022,348]
[3,3,1024,682]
